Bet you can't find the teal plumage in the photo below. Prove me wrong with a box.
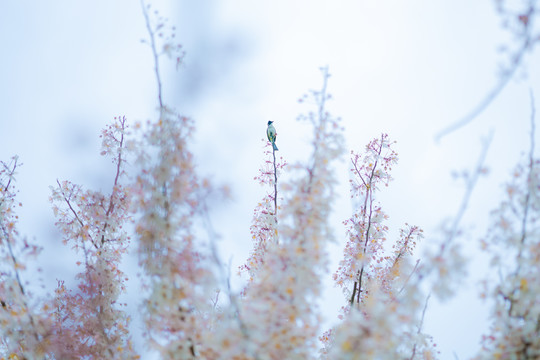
[266,121,278,151]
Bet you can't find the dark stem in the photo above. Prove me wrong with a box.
[349,276,358,305]
[100,116,126,245]
[350,134,384,305]
[272,147,277,216]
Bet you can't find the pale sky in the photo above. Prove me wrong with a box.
[1,1,539,359]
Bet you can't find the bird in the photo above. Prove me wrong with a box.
[266,121,278,151]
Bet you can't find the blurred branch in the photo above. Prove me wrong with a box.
[445,131,493,248]
[100,116,126,245]
[515,89,536,272]
[199,197,259,360]
[141,0,164,109]
[410,293,431,360]
[0,158,41,345]
[435,53,522,142]
[436,1,537,141]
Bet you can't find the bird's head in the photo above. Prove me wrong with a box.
[267,120,273,125]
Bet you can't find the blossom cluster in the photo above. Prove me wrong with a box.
[239,144,287,283]
[0,157,48,358]
[320,133,432,359]
[202,66,346,359]
[130,108,219,358]
[47,115,137,359]
[475,155,540,358]
[333,134,400,303]
[1,2,539,357]
[0,117,137,359]
[0,74,537,360]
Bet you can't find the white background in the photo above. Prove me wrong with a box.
[1,1,539,358]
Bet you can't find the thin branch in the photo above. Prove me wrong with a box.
[0,159,41,344]
[56,180,98,250]
[349,279,358,305]
[393,227,415,266]
[0,225,41,345]
[351,157,367,189]
[444,131,493,248]
[100,116,126,245]
[141,0,164,109]
[515,89,535,273]
[199,198,260,360]
[398,259,421,295]
[351,135,384,305]
[317,66,329,127]
[306,66,330,186]
[272,147,278,216]
[435,34,530,141]
[0,156,18,207]
[410,293,431,360]
[356,189,375,305]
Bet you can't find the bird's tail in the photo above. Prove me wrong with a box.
[272,142,279,151]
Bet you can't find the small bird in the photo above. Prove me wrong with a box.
[267,121,278,151]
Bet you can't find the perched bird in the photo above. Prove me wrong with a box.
[267,121,279,151]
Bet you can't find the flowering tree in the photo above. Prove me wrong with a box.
[317,133,434,360]
[0,156,49,359]
[475,97,540,359]
[227,66,345,359]
[47,116,137,359]
[1,2,540,360]
[239,143,286,283]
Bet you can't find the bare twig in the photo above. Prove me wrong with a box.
[141,0,164,109]
[435,25,531,141]
[515,90,535,273]
[398,259,421,295]
[306,66,330,186]
[444,131,493,248]
[410,293,431,360]
[199,198,260,360]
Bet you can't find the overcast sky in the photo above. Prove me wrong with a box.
[1,1,539,359]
